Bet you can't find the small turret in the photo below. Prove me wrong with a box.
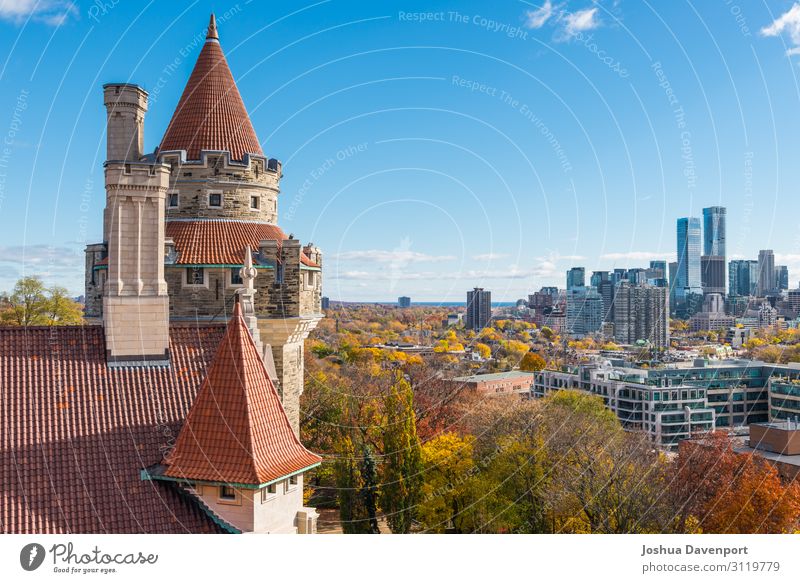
[103,83,148,162]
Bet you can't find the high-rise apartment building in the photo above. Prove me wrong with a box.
[776,265,789,291]
[701,255,726,295]
[398,296,411,308]
[566,267,585,290]
[466,288,492,330]
[676,217,702,317]
[729,259,758,296]
[703,206,726,256]
[758,250,775,296]
[566,287,603,336]
[613,282,670,350]
[676,217,702,294]
[590,270,609,288]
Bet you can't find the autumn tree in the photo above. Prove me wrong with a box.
[519,351,546,372]
[380,373,423,533]
[1,276,83,326]
[674,432,800,533]
[417,433,478,533]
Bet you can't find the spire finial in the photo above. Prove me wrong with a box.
[207,13,218,41]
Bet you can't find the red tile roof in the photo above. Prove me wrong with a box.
[164,302,321,485]
[165,220,319,267]
[159,14,262,161]
[0,324,229,533]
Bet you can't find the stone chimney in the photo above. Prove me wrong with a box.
[102,83,171,366]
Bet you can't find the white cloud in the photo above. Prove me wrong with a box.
[333,249,456,264]
[563,7,599,36]
[525,0,554,29]
[472,252,509,261]
[0,0,77,25]
[761,3,800,55]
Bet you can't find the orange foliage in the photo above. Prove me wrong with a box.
[675,433,800,533]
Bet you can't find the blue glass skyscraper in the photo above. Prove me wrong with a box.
[702,206,726,256]
[676,217,702,314]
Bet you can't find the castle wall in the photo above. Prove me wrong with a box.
[160,153,280,223]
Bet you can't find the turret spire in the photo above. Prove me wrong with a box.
[158,13,262,161]
[206,13,218,41]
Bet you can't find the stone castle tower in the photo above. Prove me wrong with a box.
[85,14,323,433]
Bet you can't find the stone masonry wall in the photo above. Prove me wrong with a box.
[161,153,280,223]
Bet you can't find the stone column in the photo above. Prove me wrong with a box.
[257,315,322,435]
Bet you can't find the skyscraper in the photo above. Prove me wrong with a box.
[613,283,670,350]
[776,265,789,291]
[566,288,603,336]
[598,280,616,323]
[566,267,585,290]
[702,206,726,256]
[398,296,411,308]
[757,250,775,296]
[701,255,726,295]
[590,270,609,288]
[466,288,492,330]
[676,217,702,314]
[702,207,726,300]
[729,259,758,296]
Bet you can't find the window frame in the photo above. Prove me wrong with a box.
[167,190,180,209]
[250,195,260,210]
[183,267,208,288]
[207,190,223,209]
[227,267,244,288]
[219,485,238,504]
[261,482,278,503]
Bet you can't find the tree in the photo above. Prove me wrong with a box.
[1,276,82,326]
[540,326,556,342]
[334,436,372,533]
[474,342,491,359]
[519,351,546,372]
[417,433,477,533]
[380,373,423,533]
[360,445,380,534]
[674,433,800,533]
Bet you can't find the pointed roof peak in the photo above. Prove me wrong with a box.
[159,15,263,161]
[207,13,218,41]
[164,297,321,486]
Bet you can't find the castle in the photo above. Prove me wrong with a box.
[1,15,323,534]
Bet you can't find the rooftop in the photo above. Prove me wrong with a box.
[158,14,263,161]
[452,371,535,383]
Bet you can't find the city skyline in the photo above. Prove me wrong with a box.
[4,2,800,302]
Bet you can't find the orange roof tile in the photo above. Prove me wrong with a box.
[165,220,319,267]
[164,301,321,485]
[0,324,229,533]
[159,14,263,161]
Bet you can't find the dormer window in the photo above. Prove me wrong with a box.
[219,485,236,501]
[261,482,277,503]
[208,191,222,208]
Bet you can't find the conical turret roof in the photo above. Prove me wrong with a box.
[164,300,321,485]
[159,14,263,161]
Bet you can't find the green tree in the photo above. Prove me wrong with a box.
[360,445,380,534]
[380,373,423,533]
[334,436,373,533]
[1,277,83,326]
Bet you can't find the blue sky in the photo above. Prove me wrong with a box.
[1,1,800,302]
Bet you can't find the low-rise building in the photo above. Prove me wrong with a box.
[448,371,534,395]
